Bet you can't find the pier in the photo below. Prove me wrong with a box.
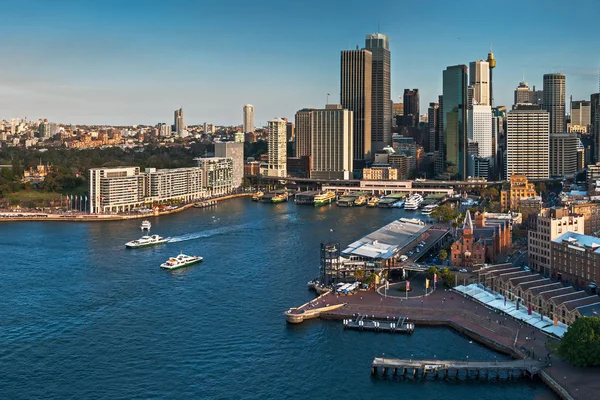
[371,357,545,379]
[343,314,415,334]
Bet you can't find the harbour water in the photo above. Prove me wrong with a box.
[0,199,554,399]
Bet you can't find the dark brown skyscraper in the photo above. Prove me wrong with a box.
[365,33,391,154]
[403,89,420,127]
[341,49,372,171]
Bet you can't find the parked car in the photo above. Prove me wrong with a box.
[459,268,468,273]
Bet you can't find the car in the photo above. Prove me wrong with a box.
[459,268,468,273]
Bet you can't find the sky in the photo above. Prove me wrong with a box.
[0,0,599,126]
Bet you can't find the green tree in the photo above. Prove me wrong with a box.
[439,249,448,264]
[559,317,600,367]
[430,204,458,222]
[425,266,438,281]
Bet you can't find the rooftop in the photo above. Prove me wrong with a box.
[553,231,600,254]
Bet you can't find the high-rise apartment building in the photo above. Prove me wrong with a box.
[174,108,185,135]
[365,33,391,153]
[309,105,353,180]
[469,60,490,106]
[341,49,372,170]
[528,207,584,275]
[215,141,244,188]
[514,81,531,105]
[427,102,440,153]
[443,65,468,179]
[543,73,566,134]
[506,108,549,179]
[468,104,493,158]
[550,132,579,177]
[157,123,171,137]
[267,118,287,177]
[195,157,234,197]
[403,89,419,127]
[243,104,254,133]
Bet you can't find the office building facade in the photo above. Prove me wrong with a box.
[443,65,468,179]
[550,132,579,177]
[365,33,391,153]
[469,60,490,106]
[309,105,353,180]
[468,104,493,158]
[341,49,372,170]
[403,89,419,127]
[514,81,531,105]
[506,109,549,179]
[543,73,566,134]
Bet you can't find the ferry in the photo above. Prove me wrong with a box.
[421,203,439,216]
[367,197,380,207]
[140,220,152,231]
[271,192,288,203]
[251,191,264,201]
[403,194,423,210]
[160,253,203,270]
[313,191,336,206]
[125,234,170,249]
[354,195,368,206]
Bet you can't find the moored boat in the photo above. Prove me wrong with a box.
[160,253,203,270]
[271,192,289,203]
[404,194,423,210]
[313,191,336,206]
[354,195,368,206]
[125,234,170,248]
[421,203,439,216]
[251,191,264,201]
[367,197,380,207]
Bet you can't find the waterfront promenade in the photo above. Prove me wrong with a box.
[290,288,599,399]
[0,193,252,222]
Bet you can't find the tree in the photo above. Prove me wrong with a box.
[559,317,600,367]
[425,266,438,281]
[439,249,448,263]
[430,204,458,222]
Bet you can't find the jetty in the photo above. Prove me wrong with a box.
[343,315,415,334]
[371,357,545,379]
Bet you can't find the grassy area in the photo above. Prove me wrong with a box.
[5,190,62,201]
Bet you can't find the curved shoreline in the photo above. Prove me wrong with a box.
[0,193,253,222]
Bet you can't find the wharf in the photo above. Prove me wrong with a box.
[343,314,415,334]
[294,190,320,205]
[371,357,544,379]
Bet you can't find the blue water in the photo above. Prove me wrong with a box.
[0,199,553,399]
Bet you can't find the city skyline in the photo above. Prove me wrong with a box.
[0,0,599,126]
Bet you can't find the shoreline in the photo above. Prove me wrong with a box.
[287,289,580,400]
[0,193,252,222]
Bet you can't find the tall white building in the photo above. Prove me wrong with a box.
[243,104,254,133]
[469,60,490,106]
[267,118,287,177]
[468,104,493,158]
[215,141,244,188]
[310,105,353,180]
[174,108,185,135]
[506,109,550,179]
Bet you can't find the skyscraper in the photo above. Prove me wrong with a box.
[427,102,440,153]
[469,60,490,105]
[443,65,468,179]
[309,105,353,180]
[295,108,314,158]
[570,100,591,128]
[592,93,600,162]
[514,81,531,105]
[174,108,185,135]
[267,118,287,178]
[365,33,391,153]
[506,108,550,179]
[403,89,420,127]
[243,104,254,133]
[341,49,372,170]
[550,132,579,177]
[543,73,566,134]
[468,104,493,158]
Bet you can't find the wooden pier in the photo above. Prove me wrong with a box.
[343,315,415,334]
[371,357,544,380]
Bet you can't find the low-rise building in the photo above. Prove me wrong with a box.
[363,166,398,181]
[500,174,537,211]
[571,202,600,236]
[552,231,600,289]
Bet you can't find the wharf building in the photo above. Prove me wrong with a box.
[450,210,511,268]
[341,48,372,171]
[478,264,600,325]
[267,118,287,178]
[90,166,206,214]
[365,33,391,154]
[506,108,549,180]
[442,65,468,180]
[528,207,584,276]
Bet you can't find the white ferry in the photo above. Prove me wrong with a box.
[403,194,423,210]
[421,203,439,216]
[140,220,152,231]
[125,234,170,249]
[160,253,203,270]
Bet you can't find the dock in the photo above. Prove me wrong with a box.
[294,190,320,205]
[371,357,544,379]
[343,314,415,334]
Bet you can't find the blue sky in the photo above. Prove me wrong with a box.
[0,0,598,126]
